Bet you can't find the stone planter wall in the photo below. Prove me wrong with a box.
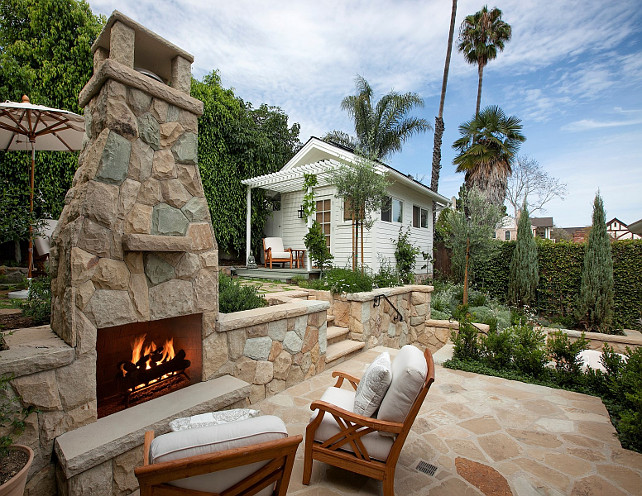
[0,326,99,496]
[313,285,443,353]
[214,296,329,403]
[544,327,642,354]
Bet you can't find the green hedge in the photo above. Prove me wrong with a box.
[471,239,642,330]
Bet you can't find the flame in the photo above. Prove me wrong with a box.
[123,335,179,389]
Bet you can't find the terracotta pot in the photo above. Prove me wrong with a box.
[0,445,34,496]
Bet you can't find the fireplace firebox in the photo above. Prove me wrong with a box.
[96,314,203,418]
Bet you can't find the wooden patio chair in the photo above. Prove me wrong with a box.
[303,346,435,496]
[262,237,293,269]
[135,415,302,496]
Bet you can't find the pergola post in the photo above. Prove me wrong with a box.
[246,186,252,266]
[306,185,313,272]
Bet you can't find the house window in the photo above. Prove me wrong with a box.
[505,230,511,241]
[382,196,403,223]
[413,205,428,228]
[381,196,391,222]
[316,199,331,247]
[343,200,356,221]
[492,231,497,239]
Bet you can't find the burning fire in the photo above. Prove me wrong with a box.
[120,334,178,390]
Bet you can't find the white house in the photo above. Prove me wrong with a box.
[241,137,450,274]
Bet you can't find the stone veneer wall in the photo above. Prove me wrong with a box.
[313,285,447,353]
[213,295,330,403]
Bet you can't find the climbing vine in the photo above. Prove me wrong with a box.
[301,173,318,222]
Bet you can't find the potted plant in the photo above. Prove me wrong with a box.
[0,374,35,496]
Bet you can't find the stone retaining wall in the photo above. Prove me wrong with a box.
[213,297,329,403]
[313,285,443,353]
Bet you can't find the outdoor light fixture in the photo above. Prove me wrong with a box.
[297,205,304,219]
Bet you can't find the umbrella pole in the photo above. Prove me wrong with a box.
[27,140,35,280]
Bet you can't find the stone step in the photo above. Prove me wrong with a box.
[327,315,335,325]
[325,340,366,367]
[326,325,349,345]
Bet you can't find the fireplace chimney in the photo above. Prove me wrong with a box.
[50,10,218,419]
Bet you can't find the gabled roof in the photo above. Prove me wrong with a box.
[243,137,450,206]
[606,217,627,228]
[628,218,642,235]
[531,217,553,227]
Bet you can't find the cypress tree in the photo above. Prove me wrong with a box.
[508,204,538,307]
[576,193,614,332]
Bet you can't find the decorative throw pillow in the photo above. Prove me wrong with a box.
[169,408,260,432]
[353,352,393,417]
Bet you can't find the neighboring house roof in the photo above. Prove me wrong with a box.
[531,217,553,228]
[243,136,450,206]
[628,218,642,235]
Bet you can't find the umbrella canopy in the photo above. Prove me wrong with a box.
[0,95,84,277]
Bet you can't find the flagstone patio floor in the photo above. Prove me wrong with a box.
[254,346,642,495]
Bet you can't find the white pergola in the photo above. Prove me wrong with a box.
[241,159,344,270]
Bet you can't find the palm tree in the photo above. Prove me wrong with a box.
[458,5,512,115]
[431,0,458,192]
[337,75,431,160]
[453,105,525,207]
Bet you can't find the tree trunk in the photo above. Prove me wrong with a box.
[352,210,356,271]
[476,64,484,116]
[360,206,364,274]
[431,0,458,233]
[463,235,470,306]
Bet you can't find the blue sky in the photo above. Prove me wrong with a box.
[87,0,642,227]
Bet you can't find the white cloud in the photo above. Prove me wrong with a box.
[562,118,642,132]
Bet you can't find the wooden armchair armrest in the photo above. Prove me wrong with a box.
[136,431,303,487]
[331,371,360,390]
[309,400,403,434]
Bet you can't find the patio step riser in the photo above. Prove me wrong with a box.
[325,340,366,368]
[327,325,350,346]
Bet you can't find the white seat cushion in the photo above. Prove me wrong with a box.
[150,415,288,495]
[353,352,392,417]
[311,386,394,461]
[377,345,427,426]
[269,251,291,260]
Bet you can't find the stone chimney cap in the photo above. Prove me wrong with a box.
[93,10,194,81]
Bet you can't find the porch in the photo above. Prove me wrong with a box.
[233,266,321,282]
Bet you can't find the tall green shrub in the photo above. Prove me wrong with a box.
[576,193,615,332]
[394,226,420,284]
[304,221,333,273]
[508,205,538,307]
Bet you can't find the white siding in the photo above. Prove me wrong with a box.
[372,182,434,275]
[280,190,308,250]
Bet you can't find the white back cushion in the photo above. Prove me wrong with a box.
[353,352,392,417]
[264,237,285,252]
[150,415,288,494]
[377,345,427,424]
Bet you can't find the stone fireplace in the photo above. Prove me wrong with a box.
[50,10,217,422]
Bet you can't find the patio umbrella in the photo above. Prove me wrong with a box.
[0,95,84,278]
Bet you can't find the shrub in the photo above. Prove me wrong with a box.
[394,226,420,284]
[21,275,51,325]
[373,259,402,289]
[614,347,642,451]
[546,330,589,376]
[451,312,482,361]
[324,268,374,294]
[481,328,514,369]
[304,220,333,273]
[219,274,267,313]
[512,322,547,376]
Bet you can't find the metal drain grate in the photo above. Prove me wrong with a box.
[416,460,438,476]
